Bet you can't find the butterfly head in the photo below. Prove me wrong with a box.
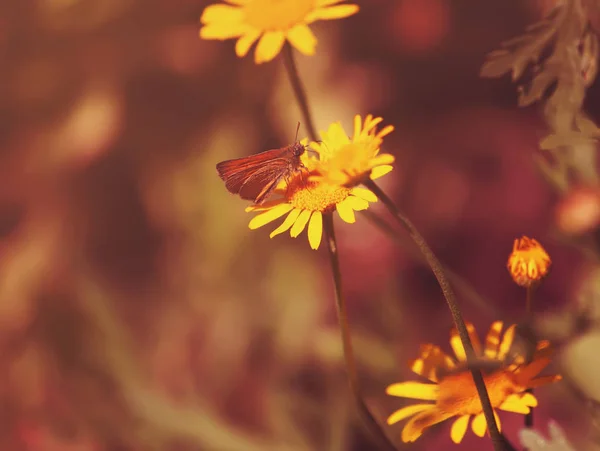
[291,141,307,157]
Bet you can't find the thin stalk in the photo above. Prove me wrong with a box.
[525,285,535,430]
[282,44,396,450]
[282,43,319,142]
[360,209,501,319]
[363,179,512,451]
[323,213,397,451]
[525,285,533,317]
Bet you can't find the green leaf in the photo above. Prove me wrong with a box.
[479,4,564,80]
[517,70,557,106]
[576,114,600,136]
[539,132,592,150]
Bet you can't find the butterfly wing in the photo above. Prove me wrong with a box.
[238,163,289,204]
[216,148,295,203]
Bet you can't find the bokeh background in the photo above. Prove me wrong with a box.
[1,0,599,450]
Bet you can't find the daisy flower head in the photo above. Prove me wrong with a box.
[311,114,395,187]
[199,0,359,64]
[245,138,379,250]
[386,321,561,444]
[507,236,551,288]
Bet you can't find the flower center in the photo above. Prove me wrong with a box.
[244,0,316,31]
[436,370,519,415]
[286,176,351,212]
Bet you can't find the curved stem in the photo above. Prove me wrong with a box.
[525,285,535,431]
[282,44,396,450]
[281,43,319,142]
[363,179,513,451]
[323,213,397,451]
[360,209,501,319]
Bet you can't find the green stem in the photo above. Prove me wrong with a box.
[525,285,533,316]
[281,43,319,142]
[363,179,512,451]
[525,285,535,431]
[323,213,397,451]
[282,44,396,450]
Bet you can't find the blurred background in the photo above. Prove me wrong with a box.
[1,0,599,450]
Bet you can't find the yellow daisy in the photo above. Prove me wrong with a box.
[199,0,359,64]
[386,321,561,444]
[507,236,551,288]
[311,114,395,187]
[245,115,395,249]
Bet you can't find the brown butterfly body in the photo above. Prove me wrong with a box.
[216,141,307,205]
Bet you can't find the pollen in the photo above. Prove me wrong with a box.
[437,370,519,415]
[244,0,316,31]
[287,178,351,212]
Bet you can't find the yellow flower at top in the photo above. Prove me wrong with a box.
[311,114,395,187]
[386,321,561,444]
[507,236,551,288]
[199,0,359,64]
[246,114,394,249]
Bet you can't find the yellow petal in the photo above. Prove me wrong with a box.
[269,208,302,238]
[225,0,248,4]
[387,403,434,425]
[370,165,393,180]
[472,411,501,437]
[362,116,383,135]
[450,323,482,360]
[450,334,466,361]
[370,153,395,166]
[317,0,344,6]
[307,211,323,249]
[498,402,530,414]
[306,4,359,22]
[499,393,537,414]
[385,381,439,401]
[484,321,504,358]
[468,323,482,354]
[401,408,451,443]
[200,23,249,40]
[200,4,244,24]
[336,199,356,223]
[326,123,351,148]
[497,324,516,360]
[286,25,317,56]
[245,198,283,212]
[528,374,562,388]
[290,209,312,237]
[254,31,285,64]
[377,124,395,139]
[248,203,293,230]
[350,187,377,202]
[410,344,455,382]
[471,413,486,437]
[235,29,262,57]
[515,357,553,386]
[450,415,471,444]
[309,141,324,154]
[520,392,538,407]
[345,195,369,211]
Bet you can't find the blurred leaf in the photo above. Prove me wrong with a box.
[480,4,562,80]
[560,330,600,402]
[518,69,557,106]
[519,422,576,451]
[576,114,600,136]
[539,131,592,150]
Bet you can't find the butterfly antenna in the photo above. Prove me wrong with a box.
[294,121,301,142]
